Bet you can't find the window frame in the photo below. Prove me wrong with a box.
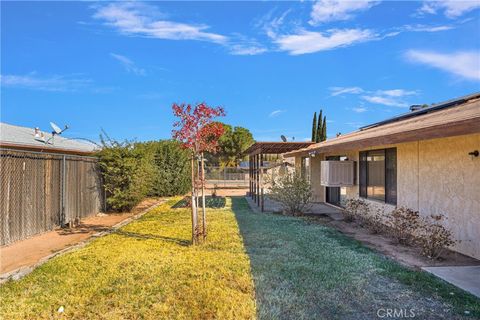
[359,148,397,205]
[301,156,311,182]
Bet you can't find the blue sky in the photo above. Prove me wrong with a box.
[1,1,479,143]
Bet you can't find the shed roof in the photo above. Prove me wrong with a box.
[284,94,480,157]
[245,142,314,156]
[0,122,98,155]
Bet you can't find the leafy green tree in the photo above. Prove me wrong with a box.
[207,123,254,166]
[311,112,317,142]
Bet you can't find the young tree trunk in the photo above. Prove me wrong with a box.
[190,156,198,245]
[201,153,207,241]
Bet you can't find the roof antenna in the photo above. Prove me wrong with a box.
[280,135,287,142]
[46,122,69,145]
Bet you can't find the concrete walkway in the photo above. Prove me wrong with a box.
[422,265,480,298]
[246,195,343,219]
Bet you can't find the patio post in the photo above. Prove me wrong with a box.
[261,153,264,212]
[249,155,252,197]
[257,153,260,206]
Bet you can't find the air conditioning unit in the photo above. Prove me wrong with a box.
[320,161,355,187]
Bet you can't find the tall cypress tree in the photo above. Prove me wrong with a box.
[321,116,327,141]
[316,110,323,142]
[311,112,317,142]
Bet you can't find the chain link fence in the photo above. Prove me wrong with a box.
[204,166,249,188]
[0,148,104,245]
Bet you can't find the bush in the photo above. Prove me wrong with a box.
[98,137,190,212]
[361,207,386,234]
[97,139,153,212]
[388,207,420,245]
[343,198,369,222]
[268,172,312,215]
[416,214,456,260]
[142,141,191,197]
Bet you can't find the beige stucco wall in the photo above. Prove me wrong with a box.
[300,133,480,259]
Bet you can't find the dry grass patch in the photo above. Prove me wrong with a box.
[0,198,256,320]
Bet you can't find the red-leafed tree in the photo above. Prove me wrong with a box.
[172,102,225,244]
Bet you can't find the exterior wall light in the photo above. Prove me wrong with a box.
[468,150,479,157]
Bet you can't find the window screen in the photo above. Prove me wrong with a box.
[385,148,397,205]
[359,148,396,204]
[367,149,385,201]
[359,151,367,198]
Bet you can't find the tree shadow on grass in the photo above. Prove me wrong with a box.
[114,230,190,246]
[172,196,226,209]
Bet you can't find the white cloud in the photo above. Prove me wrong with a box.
[275,28,376,55]
[228,35,268,55]
[405,50,480,81]
[330,86,417,107]
[352,107,367,113]
[93,2,227,44]
[418,0,480,18]
[362,95,408,107]
[0,73,91,92]
[377,89,418,97]
[94,2,267,56]
[330,86,364,96]
[404,24,454,32]
[110,53,146,75]
[309,0,379,25]
[268,110,286,117]
[345,121,365,128]
[229,45,267,55]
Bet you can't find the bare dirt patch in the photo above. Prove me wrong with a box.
[0,198,162,274]
[303,215,479,269]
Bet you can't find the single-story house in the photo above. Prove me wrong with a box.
[283,93,480,260]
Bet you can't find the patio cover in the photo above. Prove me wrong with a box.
[245,142,314,156]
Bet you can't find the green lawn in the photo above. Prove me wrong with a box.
[1,197,479,319]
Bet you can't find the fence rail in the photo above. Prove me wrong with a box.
[204,166,249,188]
[0,148,103,245]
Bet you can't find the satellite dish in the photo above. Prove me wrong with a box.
[280,135,287,142]
[46,122,69,145]
[50,122,62,134]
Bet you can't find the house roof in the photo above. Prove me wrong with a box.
[245,142,315,156]
[284,93,480,157]
[0,122,98,155]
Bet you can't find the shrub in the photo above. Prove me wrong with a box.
[388,207,420,245]
[268,172,312,215]
[143,140,191,197]
[97,138,154,212]
[416,214,456,260]
[97,137,190,212]
[343,198,369,222]
[361,207,386,234]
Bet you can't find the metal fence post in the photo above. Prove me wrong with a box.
[61,155,66,226]
[223,167,226,188]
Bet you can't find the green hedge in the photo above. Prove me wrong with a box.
[97,139,190,212]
